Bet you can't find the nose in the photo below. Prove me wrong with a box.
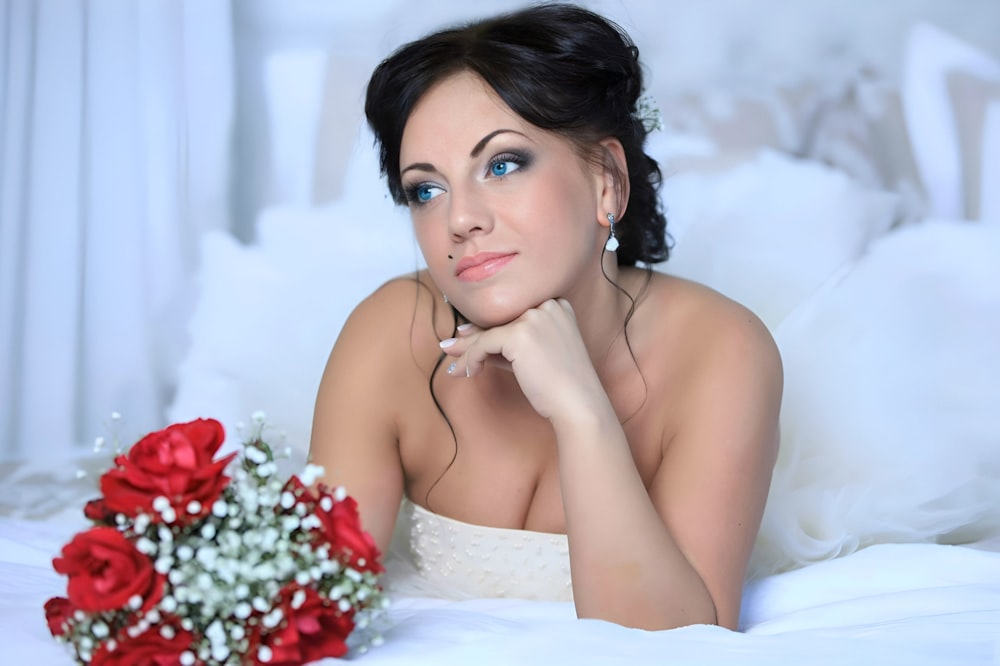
[447,186,494,241]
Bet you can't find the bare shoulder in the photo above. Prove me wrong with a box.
[343,271,431,334]
[633,270,783,449]
[642,270,782,385]
[313,270,450,438]
[334,270,453,371]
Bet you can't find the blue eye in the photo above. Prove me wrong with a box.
[487,152,527,178]
[404,183,444,205]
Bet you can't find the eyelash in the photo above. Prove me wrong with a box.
[486,151,530,178]
[402,150,532,207]
[402,182,442,206]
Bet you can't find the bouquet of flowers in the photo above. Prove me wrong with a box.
[43,416,387,665]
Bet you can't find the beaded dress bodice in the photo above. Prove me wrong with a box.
[386,497,574,602]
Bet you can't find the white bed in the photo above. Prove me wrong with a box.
[3,15,1000,666]
[3,512,999,664]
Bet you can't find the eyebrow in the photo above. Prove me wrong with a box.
[400,128,529,177]
[470,129,526,157]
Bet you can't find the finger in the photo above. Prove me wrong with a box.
[484,354,514,373]
[439,321,485,356]
[460,326,513,378]
[439,335,472,357]
[443,348,481,379]
[444,353,500,378]
[445,354,509,378]
[534,297,573,316]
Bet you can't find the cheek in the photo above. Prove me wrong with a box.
[531,177,601,247]
[537,160,598,214]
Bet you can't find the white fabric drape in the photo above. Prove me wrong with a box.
[0,0,234,461]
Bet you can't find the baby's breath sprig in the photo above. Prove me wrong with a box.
[76,411,128,481]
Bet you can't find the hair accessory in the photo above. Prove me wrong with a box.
[634,93,664,133]
[604,213,620,252]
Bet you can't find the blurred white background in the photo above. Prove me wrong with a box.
[2,0,998,462]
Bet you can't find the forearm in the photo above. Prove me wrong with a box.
[553,403,717,630]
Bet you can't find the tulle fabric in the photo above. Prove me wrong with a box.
[749,220,1000,577]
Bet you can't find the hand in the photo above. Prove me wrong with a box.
[439,299,609,422]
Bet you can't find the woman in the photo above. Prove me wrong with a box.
[309,3,782,631]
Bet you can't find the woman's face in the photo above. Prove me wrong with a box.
[399,71,609,327]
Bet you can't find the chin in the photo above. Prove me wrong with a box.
[456,295,540,328]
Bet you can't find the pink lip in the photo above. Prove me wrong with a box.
[454,252,517,282]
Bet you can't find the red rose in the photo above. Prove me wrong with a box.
[89,618,196,666]
[52,526,165,613]
[251,586,355,664]
[43,596,75,637]
[100,418,235,525]
[84,497,116,525]
[313,491,383,573]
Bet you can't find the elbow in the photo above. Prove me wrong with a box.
[575,589,718,632]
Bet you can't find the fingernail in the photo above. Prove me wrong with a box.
[456,323,474,333]
[447,361,457,374]
[440,338,457,349]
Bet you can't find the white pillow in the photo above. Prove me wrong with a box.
[168,139,416,460]
[656,148,900,330]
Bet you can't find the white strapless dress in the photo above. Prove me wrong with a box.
[383,498,574,601]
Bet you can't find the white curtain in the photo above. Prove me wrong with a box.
[0,0,234,461]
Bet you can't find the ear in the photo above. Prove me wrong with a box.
[595,137,630,227]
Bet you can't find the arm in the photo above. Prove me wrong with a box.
[308,280,418,553]
[443,298,781,630]
[558,305,781,630]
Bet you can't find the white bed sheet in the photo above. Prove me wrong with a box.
[4,516,998,665]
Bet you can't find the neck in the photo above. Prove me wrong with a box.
[567,257,639,376]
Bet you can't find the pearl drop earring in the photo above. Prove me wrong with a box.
[604,213,620,252]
